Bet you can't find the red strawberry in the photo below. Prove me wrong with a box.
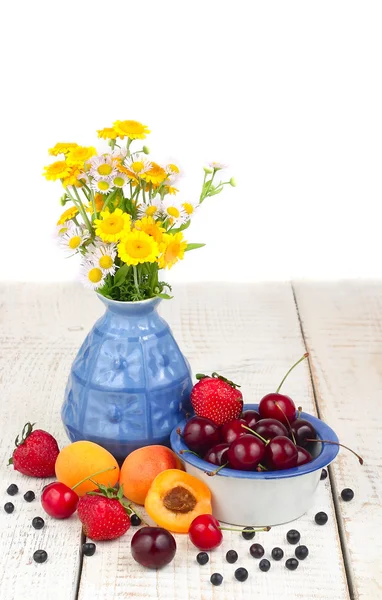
[190,372,243,426]
[77,484,131,541]
[8,422,59,477]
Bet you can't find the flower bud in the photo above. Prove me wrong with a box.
[143,145,150,154]
[229,177,237,187]
[203,166,213,174]
[60,194,68,206]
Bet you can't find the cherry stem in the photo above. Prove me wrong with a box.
[257,463,268,471]
[176,427,183,437]
[276,353,309,393]
[71,466,117,491]
[219,526,271,532]
[205,462,228,476]
[180,449,200,457]
[305,439,364,465]
[275,402,297,445]
[241,424,269,445]
[297,406,302,418]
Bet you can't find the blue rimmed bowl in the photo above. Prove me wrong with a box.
[170,404,339,526]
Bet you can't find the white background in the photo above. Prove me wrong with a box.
[1,0,382,283]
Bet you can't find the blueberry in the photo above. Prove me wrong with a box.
[33,550,48,563]
[320,469,328,480]
[234,567,248,582]
[7,484,18,496]
[226,549,238,564]
[271,547,284,561]
[24,491,35,502]
[295,545,309,560]
[82,543,96,557]
[32,517,45,530]
[285,558,299,570]
[130,514,142,526]
[196,552,209,565]
[286,529,301,544]
[259,559,271,572]
[210,573,223,586]
[4,502,14,514]
[250,543,264,558]
[341,488,354,502]
[242,527,256,540]
[315,511,328,525]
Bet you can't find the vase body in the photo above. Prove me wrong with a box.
[61,295,193,460]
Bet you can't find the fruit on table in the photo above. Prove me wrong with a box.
[33,549,48,563]
[227,435,265,470]
[196,551,209,565]
[41,482,79,519]
[204,443,230,466]
[8,422,59,478]
[250,543,264,558]
[295,545,309,560]
[181,417,220,454]
[285,557,299,570]
[271,547,284,560]
[188,514,223,550]
[341,488,354,501]
[290,419,317,447]
[226,549,238,563]
[77,484,131,541]
[82,543,96,556]
[241,409,261,429]
[321,468,328,480]
[191,372,243,426]
[131,527,176,569]
[210,573,223,586]
[130,514,142,526]
[4,502,14,514]
[286,529,301,544]
[24,491,35,502]
[315,511,328,525]
[259,559,271,572]
[296,446,312,466]
[6,484,18,496]
[144,469,212,533]
[220,419,247,444]
[242,527,256,540]
[55,441,119,496]
[119,445,184,506]
[252,418,288,441]
[264,436,298,470]
[235,567,248,581]
[32,517,45,530]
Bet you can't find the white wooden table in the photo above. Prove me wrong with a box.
[0,282,381,600]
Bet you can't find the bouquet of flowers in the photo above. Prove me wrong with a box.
[44,120,235,302]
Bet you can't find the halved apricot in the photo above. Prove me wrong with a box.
[145,469,212,533]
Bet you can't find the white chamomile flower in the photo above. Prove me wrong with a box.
[91,177,114,195]
[181,200,198,219]
[77,171,90,184]
[162,199,187,228]
[209,161,227,170]
[87,243,117,275]
[111,146,128,160]
[59,224,89,254]
[124,153,152,176]
[80,260,106,290]
[137,197,163,219]
[110,172,129,189]
[88,155,117,180]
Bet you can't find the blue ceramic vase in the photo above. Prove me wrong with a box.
[61,295,193,460]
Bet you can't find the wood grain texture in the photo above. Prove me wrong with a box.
[293,281,382,600]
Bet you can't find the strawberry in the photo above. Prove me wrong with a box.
[190,372,243,426]
[77,484,131,541]
[8,422,59,477]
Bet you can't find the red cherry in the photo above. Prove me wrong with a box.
[227,435,265,471]
[204,443,230,466]
[290,419,317,447]
[220,419,247,444]
[258,393,297,425]
[296,446,312,466]
[182,416,220,454]
[41,482,79,519]
[253,418,288,440]
[241,410,261,429]
[188,514,223,551]
[264,436,298,470]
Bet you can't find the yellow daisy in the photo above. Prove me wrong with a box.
[117,230,159,266]
[66,146,97,166]
[182,201,197,216]
[166,163,180,174]
[87,193,105,215]
[94,208,131,243]
[62,165,83,188]
[165,186,179,195]
[159,232,187,269]
[97,127,118,140]
[49,143,78,156]
[57,206,79,225]
[134,217,165,243]
[113,120,150,140]
[141,162,167,185]
[43,160,71,181]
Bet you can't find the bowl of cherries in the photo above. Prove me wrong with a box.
[171,354,362,527]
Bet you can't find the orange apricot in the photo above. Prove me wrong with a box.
[119,445,184,505]
[55,441,119,496]
[145,469,212,533]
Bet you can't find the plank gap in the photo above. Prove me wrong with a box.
[74,530,86,600]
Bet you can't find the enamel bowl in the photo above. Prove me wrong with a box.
[170,404,339,526]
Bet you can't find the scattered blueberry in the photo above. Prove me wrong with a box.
[196,552,209,565]
[315,511,328,525]
[82,543,96,557]
[320,469,328,480]
[285,558,299,570]
[226,549,238,564]
[24,491,35,502]
[259,559,271,572]
[242,527,256,540]
[4,502,14,514]
[286,529,301,544]
[341,488,354,502]
[271,547,284,561]
[33,550,48,563]
[235,567,248,582]
[210,573,223,586]
[32,517,45,530]
[7,484,18,496]
[130,514,142,526]
[295,545,309,560]
[250,543,264,558]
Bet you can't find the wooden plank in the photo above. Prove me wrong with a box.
[293,281,382,600]
[69,282,350,600]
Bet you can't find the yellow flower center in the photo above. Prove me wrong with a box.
[124,238,152,259]
[68,236,81,249]
[88,268,103,283]
[97,164,113,176]
[145,206,157,216]
[167,206,180,218]
[97,180,110,191]
[113,176,125,187]
[99,255,113,269]
[182,203,194,215]
[164,241,180,262]
[100,215,125,234]
[131,161,144,173]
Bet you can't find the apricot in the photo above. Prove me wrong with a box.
[119,445,184,505]
[145,469,212,533]
[55,441,119,496]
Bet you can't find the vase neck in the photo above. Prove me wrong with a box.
[96,294,162,316]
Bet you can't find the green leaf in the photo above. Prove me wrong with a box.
[170,219,191,234]
[155,293,173,300]
[114,264,130,286]
[185,243,205,252]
